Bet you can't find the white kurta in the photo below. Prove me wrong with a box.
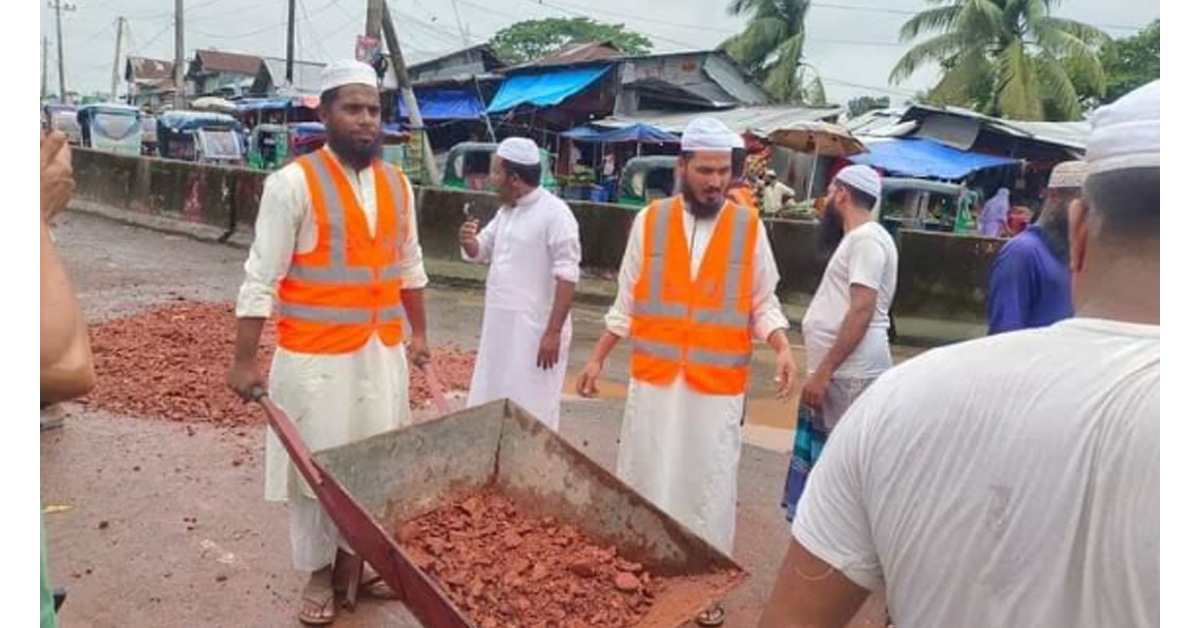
[606,203,789,554]
[236,147,428,506]
[462,187,581,431]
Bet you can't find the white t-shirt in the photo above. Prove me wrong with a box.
[801,221,898,377]
[793,318,1160,628]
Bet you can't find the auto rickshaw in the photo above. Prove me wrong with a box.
[156,110,245,165]
[441,141,558,194]
[76,104,142,157]
[247,122,327,171]
[616,156,678,207]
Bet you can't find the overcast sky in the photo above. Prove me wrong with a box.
[40,0,1159,105]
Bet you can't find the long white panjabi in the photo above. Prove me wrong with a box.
[606,201,789,554]
[236,147,425,570]
[463,187,581,431]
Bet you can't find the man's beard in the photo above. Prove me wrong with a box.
[1037,208,1071,264]
[819,199,846,251]
[680,178,723,219]
[325,132,382,170]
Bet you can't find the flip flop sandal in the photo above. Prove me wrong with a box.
[298,589,337,626]
[359,575,398,600]
[695,603,726,627]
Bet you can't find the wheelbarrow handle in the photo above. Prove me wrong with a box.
[250,387,324,488]
[420,363,452,415]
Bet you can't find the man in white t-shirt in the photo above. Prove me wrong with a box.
[758,81,1160,628]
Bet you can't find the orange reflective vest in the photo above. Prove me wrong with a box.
[276,150,412,354]
[728,184,758,212]
[630,196,759,395]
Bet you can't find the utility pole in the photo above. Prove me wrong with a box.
[174,0,185,110]
[41,36,49,101]
[49,1,76,103]
[365,0,383,41]
[110,17,126,102]
[286,0,296,85]
[381,1,440,185]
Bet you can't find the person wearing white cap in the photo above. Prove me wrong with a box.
[759,169,795,215]
[986,160,1085,334]
[459,137,581,431]
[577,116,797,626]
[760,82,1159,628]
[780,164,896,521]
[227,59,429,625]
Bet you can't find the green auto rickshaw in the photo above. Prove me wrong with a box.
[615,156,678,208]
[441,142,558,194]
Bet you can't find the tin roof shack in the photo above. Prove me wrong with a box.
[125,57,175,110]
[252,58,327,97]
[187,50,264,99]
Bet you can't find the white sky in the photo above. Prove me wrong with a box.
[40,0,1159,105]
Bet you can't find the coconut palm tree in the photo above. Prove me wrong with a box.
[722,0,825,105]
[890,0,1109,120]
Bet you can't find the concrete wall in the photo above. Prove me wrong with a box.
[70,149,1000,321]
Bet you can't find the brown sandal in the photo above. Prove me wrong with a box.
[298,587,336,626]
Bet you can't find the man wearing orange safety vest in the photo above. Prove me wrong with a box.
[577,117,797,627]
[727,143,760,211]
[226,60,429,626]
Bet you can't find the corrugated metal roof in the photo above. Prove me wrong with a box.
[531,41,623,67]
[127,57,174,82]
[195,49,263,76]
[992,120,1089,151]
[259,57,326,94]
[597,105,842,135]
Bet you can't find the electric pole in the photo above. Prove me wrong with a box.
[286,0,296,85]
[41,36,49,101]
[365,0,383,41]
[110,17,126,102]
[381,1,440,185]
[49,1,76,103]
[174,0,185,110]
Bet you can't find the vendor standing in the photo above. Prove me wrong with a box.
[460,137,581,430]
[226,60,430,626]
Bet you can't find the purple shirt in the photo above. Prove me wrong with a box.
[987,226,1074,334]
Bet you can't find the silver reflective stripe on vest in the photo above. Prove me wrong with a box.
[288,154,374,283]
[688,348,752,368]
[380,163,409,244]
[278,302,372,324]
[691,205,753,326]
[631,338,683,361]
[636,199,689,318]
[378,305,406,323]
[380,263,404,282]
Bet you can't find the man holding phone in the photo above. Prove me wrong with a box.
[459,137,581,431]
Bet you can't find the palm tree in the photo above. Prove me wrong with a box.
[722,0,826,105]
[890,0,1109,120]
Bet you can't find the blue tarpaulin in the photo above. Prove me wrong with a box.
[487,65,612,113]
[562,123,678,144]
[396,87,486,121]
[849,138,1018,180]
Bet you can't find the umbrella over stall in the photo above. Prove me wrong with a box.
[767,122,867,200]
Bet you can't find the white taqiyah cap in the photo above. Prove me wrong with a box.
[496,137,541,166]
[1086,80,1159,176]
[1047,160,1087,189]
[319,60,378,94]
[833,164,882,200]
[681,117,739,152]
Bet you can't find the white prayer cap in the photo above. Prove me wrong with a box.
[496,137,541,166]
[833,164,882,200]
[1047,160,1087,190]
[681,117,739,152]
[1085,80,1159,176]
[319,60,378,95]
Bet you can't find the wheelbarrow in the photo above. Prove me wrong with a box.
[254,372,747,627]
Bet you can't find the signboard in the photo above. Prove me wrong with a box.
[356,36,382,64]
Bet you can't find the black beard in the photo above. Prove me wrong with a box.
[681,181,723,219]
[326,133,382,171]
[819,201,845,251]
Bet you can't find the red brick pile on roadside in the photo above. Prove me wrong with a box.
[83,299,475,424]
[396,490,663,628]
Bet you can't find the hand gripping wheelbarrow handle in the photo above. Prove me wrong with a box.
[250,387,323,488]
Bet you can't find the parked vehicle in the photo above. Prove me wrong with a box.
[76,104,142,157]
[157,110,245,165]
[247,122,327,171]
[139,114,158,156]
[42,103,82,145]
[877,177,975,235]
[616,156,678,207]
[441,142,558,194]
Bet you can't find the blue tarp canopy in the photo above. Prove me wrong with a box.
[235,97,318,112]
[158,110,242,132]
[486,65,612,113]
[848,138,1018,180]
[397,87,485,121]
[562,123,678,144]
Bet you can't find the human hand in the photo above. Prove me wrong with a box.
[41,131,74,223]
[774,348,798,400]
[575,360,603,398]
[408,334,431,368]
[800,370,831,411]
[459,219,480,247]
[537,328,561,370]
[226,360,265,402]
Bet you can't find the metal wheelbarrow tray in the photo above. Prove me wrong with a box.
[260,396,747,627]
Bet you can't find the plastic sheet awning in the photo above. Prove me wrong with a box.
[561,123,678,144]
[486,65,612,113]
[397,87,485,121]
[848,138,1019,180]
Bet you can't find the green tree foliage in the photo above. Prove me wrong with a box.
[488,17,652,65]
[721,0,825,105]
[1071,19,1158,109]
[890,0,1110,121]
